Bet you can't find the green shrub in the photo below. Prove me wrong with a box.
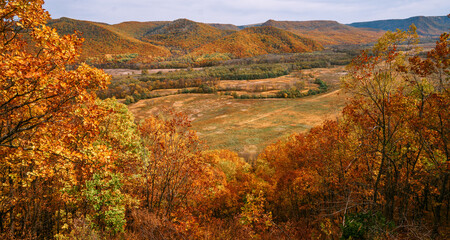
[340,211,394,240]
[124,95,135,105]
[314,78,328,91]
[84,173,126,236]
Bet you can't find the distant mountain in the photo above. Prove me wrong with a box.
[47,18,170,60]
[194,26,323,58]
[349,16,450,36]
[239,23,264,29]
[141,19,230,52]
[261,20,384,45]
[208,23,240,31]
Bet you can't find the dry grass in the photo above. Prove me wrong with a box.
[128,67,348,157]
[218,74,298,92]
[218,66,347,95]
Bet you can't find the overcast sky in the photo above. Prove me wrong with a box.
[43,0,449,25]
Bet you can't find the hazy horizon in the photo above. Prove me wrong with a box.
[43,0,449,25]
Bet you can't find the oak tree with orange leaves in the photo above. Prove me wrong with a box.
[0,1,111,238]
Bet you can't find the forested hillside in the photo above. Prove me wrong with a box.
[47,17,171,61]
[44,15,448,65]
[141,18,230,52]
[46,17,382,63]
[349,15,450,36]
[261,19,384,45]
[111,21,169,39]
[194,26,324,58]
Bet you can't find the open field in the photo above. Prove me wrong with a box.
[217,72,313,93]
[129,90,347,159]
[128,66,348,159]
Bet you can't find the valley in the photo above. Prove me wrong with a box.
[127,66,348,158]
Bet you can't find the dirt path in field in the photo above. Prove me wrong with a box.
[311,89,342,100]
[126,66,349,153]
[235,89,343,127]
[298,89,342,102]
[236,106,292,126]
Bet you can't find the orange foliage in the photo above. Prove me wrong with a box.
[194,26,323,58]
[263,19,384,45]
[112,21,169,39]
[47,17,171,61]
[201,150,260,218]
[1,1,448,238]
[258,121,367,223]
[142,18,228,52]
[0,1,111,238]
[257,29,449,238]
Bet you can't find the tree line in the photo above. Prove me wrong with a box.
[97,63,294,103]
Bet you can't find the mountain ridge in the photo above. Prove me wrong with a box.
[259,19,384,45]
[349,16,449,36]
[141,18,230,52]
[47,17,171,61]
[46,15,448,62]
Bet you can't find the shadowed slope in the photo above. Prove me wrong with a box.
[349,16,450,36]
[208,23,240,31]
[47,18,171,60]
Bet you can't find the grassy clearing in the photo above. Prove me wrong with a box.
[127,66,348,157]
[128,90,347,158]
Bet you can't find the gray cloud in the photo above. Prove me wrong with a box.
[43,0,450,25]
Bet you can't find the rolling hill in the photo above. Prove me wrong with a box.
[141,18,230,52]
[194,26,323,58]
[46,16,446,62]
[111,21,169,39]
[47,18,171,60]
[260,20,384,45]
[349,16,450,36]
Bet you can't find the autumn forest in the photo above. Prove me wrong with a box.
[0,1,449,239]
